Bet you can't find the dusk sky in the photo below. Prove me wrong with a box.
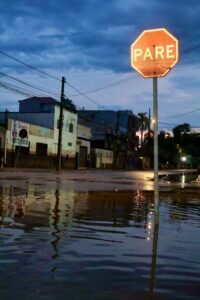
[0,0,200,129]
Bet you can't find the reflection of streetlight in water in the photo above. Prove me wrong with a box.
[146,207,154,241]
[134,190,143,214]
[134,191,153,241]
[134,190,143,201]
[181,173,185,188]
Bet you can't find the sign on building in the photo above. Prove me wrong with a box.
[11,120,29,147]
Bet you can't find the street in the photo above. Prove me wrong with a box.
[0,168,197,192]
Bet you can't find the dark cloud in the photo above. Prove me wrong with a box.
[0,0,200,73]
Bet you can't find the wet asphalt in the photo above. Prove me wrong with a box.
[0,168,198,192]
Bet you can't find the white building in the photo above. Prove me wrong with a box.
[76,116,91,168]
[0,97,79,168]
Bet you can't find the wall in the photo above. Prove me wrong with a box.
[91,148,113,168]
[75,123,91,169]
[53,106,78,158]
[1,118,76,168]
[2,112,55,129]
[76,123,91,154]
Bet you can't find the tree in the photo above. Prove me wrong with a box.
[173,123,190,143]
[137,112,149,145]
[158,131,178,168]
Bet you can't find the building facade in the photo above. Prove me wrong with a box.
[0,97,79,168]
[76,116,91,169]
[78,110,138,169]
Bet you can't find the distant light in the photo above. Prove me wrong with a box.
[181,156,187,162]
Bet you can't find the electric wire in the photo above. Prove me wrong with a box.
[160,106,200,119]
[68,72,119,90]
[158,121,199,128]
[0,80,38,97]
[69,74,134,97]
[66,81,107,110]
[0,50,61,82]
[0,72,60,97]
[1,32,200,113]
[0,49,109,108]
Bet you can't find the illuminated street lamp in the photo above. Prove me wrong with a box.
[180,156,187,169]
[180,156,187,162]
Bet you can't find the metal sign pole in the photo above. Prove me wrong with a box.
[130,28,179,219]
[153,77,159,217]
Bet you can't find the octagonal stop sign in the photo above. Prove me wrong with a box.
[130,28,179,78]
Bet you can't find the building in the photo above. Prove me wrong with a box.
[78,110,138,169]
[76,116,91,169]
[0,97,79,168]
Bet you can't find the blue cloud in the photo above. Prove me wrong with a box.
[0,0,200,73]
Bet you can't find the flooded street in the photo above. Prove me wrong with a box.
[0,170,200,300]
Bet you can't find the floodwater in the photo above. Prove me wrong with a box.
[0,174,200,300]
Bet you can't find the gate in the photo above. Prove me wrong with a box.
[79,146,88,168]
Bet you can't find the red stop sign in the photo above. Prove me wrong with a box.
[130,28,179,78]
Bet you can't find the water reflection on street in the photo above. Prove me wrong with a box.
[0,182,200,300]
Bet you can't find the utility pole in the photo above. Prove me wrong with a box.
[57,76,66,171]
[113,110,120,169]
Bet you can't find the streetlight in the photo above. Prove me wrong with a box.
[180,156,187,169]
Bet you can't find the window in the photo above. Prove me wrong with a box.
[69,123,73,133]
[68,142,72,147]
[36,143,48,156]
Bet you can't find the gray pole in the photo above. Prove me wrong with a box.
[113,110,120,169]
[57,76,66,171]
[149,217,159,298]
[153,77,159,216]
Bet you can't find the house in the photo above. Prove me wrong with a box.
[0,118,55,168]
[0,97,79,168]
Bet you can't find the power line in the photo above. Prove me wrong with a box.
[161,106,200,120]
[0,72,60,97]
[159,121,179,127]
[1,32,200,112]
[0,49,107,109]
[0,80,37,97]
[69,72,118,90]
[0,50,61,82]
[159,121,200,128]
[69,75,134,97]
[0,48,136,110]
[66,81,107,109]
[67,38,200,104]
